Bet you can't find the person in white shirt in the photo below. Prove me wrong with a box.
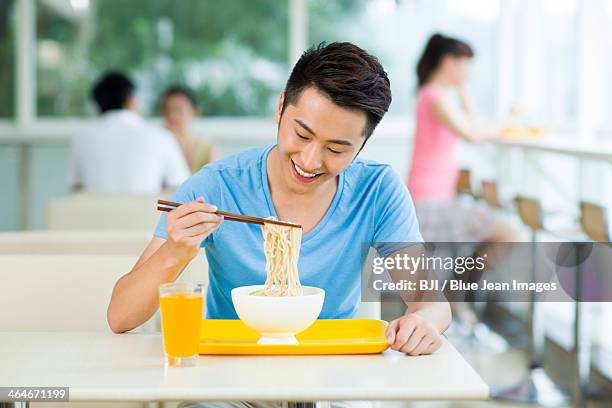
[71,72,190,194]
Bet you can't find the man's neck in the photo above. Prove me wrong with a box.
[102,109,140,119]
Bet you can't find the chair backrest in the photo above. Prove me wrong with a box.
[0,255,139,331]
[456,169,473,196]
[46,193,161,230]
[0,230,151,255]
[580,202,610,243]
[515,196,543,231]
[481,180,503,209]
[0,254,209,331]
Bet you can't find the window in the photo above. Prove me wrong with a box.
[0,0,16,118]
[604,0,612,131]
[36,0,289,117]
[308,0,500,116]
[540,0,578,126]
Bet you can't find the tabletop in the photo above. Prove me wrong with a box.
[489,135,612,162]
[0,331,489,402]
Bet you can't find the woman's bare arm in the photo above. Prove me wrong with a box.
[433,89,494,143]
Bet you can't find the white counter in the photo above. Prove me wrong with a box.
[489,135,612,162]
[0,331,489,402]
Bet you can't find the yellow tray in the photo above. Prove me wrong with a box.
[199,319,389,355]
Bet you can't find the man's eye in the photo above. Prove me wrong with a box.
[328,148,342,154]
[297,133,309,141]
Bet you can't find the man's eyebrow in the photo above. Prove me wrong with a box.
[294,119,316,135]
[294,119,353,147]
[326,138,353,147]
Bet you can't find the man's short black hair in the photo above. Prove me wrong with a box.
[91,71,135,113]
[282,42,392,139]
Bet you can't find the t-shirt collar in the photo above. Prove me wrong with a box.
[103,109,143,126]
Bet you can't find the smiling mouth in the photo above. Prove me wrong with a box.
[291,159,322,182]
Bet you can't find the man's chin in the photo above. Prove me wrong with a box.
[287,181,317,195]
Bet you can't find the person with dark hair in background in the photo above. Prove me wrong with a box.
[108,43,451,363]
[70,71,190,193]
[161,86,219,173]
[407,34,516,330]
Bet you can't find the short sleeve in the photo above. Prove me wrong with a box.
[371,167,423,257]
[153,169,216,248]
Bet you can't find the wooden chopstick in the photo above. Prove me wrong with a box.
[157,206,256,226]
[157,199,302,229]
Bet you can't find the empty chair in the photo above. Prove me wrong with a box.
[515,196,543,233]
[0,253,209,332]
[46,193,163,230]
[456,168,474,197]
[0,255,139,332]
[514,196,583,240]
[580,201,610,243]
[481,180,503,210]
[0,230,151,255]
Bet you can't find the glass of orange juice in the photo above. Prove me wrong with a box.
[159,282,203,367]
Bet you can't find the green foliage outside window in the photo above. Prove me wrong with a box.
[36,0,290,117]
[0,0,15,118]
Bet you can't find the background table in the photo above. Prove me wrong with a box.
[0,332,489,402]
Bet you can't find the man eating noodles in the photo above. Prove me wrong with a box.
[107,42,450,357]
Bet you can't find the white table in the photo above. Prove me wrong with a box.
[489,135,612,162]
[0,332,488,403]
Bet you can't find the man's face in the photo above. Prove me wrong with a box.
[274,86,368,195]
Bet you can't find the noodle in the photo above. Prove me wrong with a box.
[252,219,303,296]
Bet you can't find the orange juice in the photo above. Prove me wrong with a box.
[160,292,203,357]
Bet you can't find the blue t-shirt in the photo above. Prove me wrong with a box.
[154,144,422,319]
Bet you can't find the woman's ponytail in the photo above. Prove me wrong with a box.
[416,33,474,89]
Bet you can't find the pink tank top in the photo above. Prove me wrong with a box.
[407,84,459,201]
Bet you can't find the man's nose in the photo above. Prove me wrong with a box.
[300,143,323,171]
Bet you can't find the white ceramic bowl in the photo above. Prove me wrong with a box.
[231,285,325,344]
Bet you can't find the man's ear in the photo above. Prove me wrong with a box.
[275,92,285,125]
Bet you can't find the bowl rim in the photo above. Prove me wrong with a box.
[231,284,324,298]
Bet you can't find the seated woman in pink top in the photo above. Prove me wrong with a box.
[408,33,515,244]
[408,34,517,331]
